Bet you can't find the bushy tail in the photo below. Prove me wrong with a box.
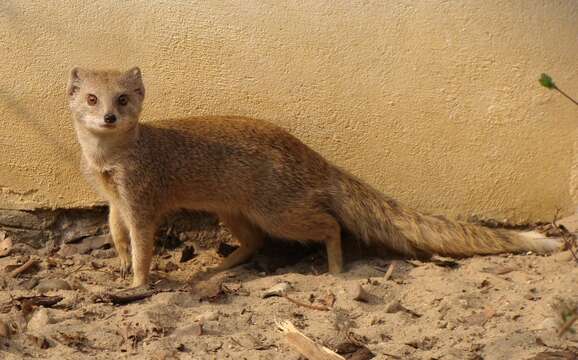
[330,169,561,257]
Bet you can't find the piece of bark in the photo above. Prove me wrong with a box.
[95,288,155,305]
[276,320,345,360]
[15,295,63,308]
[529,350,578,360]
[346,347,375,360]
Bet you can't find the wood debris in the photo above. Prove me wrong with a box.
[94,288,155,305]
[481,265,516,275]
[283,294,331,312]
[10,258,40,278]
[276,319,345,360]
[383,261,396,281]
[262,282,291,298]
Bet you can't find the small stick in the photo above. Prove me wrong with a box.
[555,87,578,106]
[568,245,578,263]
[539,73,578,106]
[383,261,396,282]
[15,295,63,308]
[10,259,39,278]
[558,313,578,337]
[552,208,561,227]
[276,320,345,360]
[66,264,85,276]
[283,295,331,311]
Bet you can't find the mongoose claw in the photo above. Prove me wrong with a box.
[119,260,132,279]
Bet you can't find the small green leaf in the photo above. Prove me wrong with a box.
[539,73,556,89]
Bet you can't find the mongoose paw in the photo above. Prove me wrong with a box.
[193,265,233,284]
[328,263,344,274]
[119,259,132,279]
[200,266,223,279]
[129,283,149,290]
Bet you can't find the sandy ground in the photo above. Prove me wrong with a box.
[0,221,577,360]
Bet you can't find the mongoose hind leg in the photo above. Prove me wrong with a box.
[261,210,343,274]
[109,205,131,279]
[213,213,265,271]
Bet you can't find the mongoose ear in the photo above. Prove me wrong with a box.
[67,67,83,97]
[126,66,142,80]
[125,66,145,98]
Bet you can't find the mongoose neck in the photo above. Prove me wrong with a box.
[75,121,140,171]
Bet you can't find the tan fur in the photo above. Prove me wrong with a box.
[67,67,561,287]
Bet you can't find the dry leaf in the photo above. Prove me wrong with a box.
[0,232,12,257]
[320,290,336,308]
[481,265,515,275]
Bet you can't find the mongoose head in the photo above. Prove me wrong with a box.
[67,67,145,135]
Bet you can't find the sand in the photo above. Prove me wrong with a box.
[0,222,577,360]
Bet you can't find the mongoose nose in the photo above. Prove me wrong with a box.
[104,113,117,124]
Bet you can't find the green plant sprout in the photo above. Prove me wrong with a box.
[539,73,578,106]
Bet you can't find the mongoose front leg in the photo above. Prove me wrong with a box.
[213,213,265,271]
[127,221,157,288]
[108,205,131,279]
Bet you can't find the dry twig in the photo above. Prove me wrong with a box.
[65,263,86,276]
[383,261,396,281]
[283,294,331,311]
[10,258,39,278]
[558,313,578,337]
[553,297,578,337]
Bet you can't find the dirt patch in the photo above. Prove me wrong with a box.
[0,219,577,359]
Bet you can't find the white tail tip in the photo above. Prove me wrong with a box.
[519,231,564,253]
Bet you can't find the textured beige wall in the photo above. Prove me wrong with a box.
[1,1,577,222]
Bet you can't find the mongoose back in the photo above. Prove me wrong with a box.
[67,67,561,288]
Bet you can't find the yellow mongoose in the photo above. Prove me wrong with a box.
[67,67,561,288]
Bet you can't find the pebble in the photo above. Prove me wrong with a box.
[20,277,39,290]
[195,311,219,323]
[27,308,52,333]
[91,248,117,259]
[0,320,9,338]
[552,251,575,263]
[36,279,71,292]
[535,317,558,331]
[262,282,291,298]
[155,292,197,308]
[385,300,403,313]
[173,324,203,337]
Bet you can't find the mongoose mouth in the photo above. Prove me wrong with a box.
[100,123,117,129]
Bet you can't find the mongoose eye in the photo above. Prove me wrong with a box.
[86,94,98,106]
[117,94,129,106]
